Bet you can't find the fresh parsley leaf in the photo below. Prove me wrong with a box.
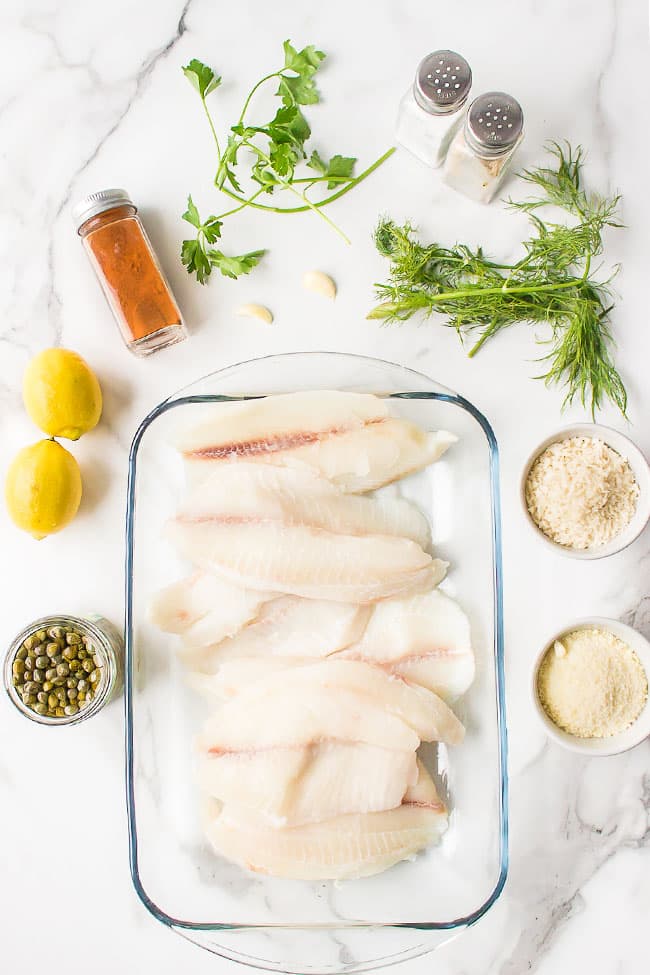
[182,59,221,98]
[307,151,356,188]
[269,143,297,177]
[181,238,211,284]
[208,249,267,279]
[277,73,320,107]
[282,41,325,77]
[182,196,223,241]
[216,136,243,192]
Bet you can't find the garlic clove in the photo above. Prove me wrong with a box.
[553,640,567,658]
[302,270,337,300]
[236,303,274,324]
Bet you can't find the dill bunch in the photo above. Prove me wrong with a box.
[368,143,625,416]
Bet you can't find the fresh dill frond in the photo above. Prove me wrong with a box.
[368,142,626,417]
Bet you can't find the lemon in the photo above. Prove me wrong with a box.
[23,348,102,441]
[5,440,82,539]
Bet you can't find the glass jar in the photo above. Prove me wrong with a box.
[442,92,524,203]
[4,614,123,726]
[74,189,187,357]
[396,50,472,169]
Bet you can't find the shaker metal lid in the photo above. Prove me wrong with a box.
[465,92,524,156]
[413,50,472,115]
[72,188,134,230]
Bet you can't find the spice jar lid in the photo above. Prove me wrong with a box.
[464,92,524,157]
[72,188,134,231]
[413,50,472,116]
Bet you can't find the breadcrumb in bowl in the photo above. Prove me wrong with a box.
[520,423,650,559]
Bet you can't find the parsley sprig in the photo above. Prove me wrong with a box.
[181,42,395,282]
[368,143,625,417]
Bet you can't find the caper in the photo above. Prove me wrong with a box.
[93,654,102,669]
[53,676,66,687]
[23,635,38,651]
[89,669,100,684]
[77,679,88,693]
[48,626,64,640]
[23,680,39,694]
[37,691,48,704]
[56,662,70,677]
[12,659,25,676]
[16,645,28,660]
[82,658,93,673]
[64,704,79,716]
[62,646,76,660]
[77,648,87,660]
[42,681,53,692]
[34,703,48,716]
[45,668,57,681]
[69,659,81,673]
[36,629,47,642]
[78,696,88,707]
[52,654,63,666]
[35,655,49,669]
[24,657,34,671]
[48,693,58,710]
[66,632,82,645]
[23,693,37,706]
[12,675,19,687]
[55,707,65,717]
[32,669,43,683]
[45,642,59,659]
[56,687,67,702]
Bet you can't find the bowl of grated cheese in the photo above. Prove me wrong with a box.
[520,424,650,559]
[532,618,650,755]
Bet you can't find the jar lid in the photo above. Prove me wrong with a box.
[465,92,524,157]
[413,50,472,116]
[72,188,134,231]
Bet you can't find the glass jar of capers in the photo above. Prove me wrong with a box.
[3,615,123,725]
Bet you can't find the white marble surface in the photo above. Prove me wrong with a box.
[1,0,649,972]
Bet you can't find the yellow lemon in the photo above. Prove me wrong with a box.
[23,348,102,441]
[5,440,82,539]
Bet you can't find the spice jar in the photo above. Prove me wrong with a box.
[74,189,187,356]
[396,50,472,169]
[4,614,123,726]
[442,92,524,203]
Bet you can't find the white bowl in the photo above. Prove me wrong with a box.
[520,423,650,559]
[531,617,650,755]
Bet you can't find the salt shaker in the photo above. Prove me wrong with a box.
[442,92,524,203]
[396,50,472,168]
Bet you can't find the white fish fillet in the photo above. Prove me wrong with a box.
[202,761,448,880]
[175,463,432,549]
[147,571,272,648]
[197,686,419,824]
[337,589,475,701]
[194,658,465,745]
[175,390,456,493]
[182,597,370,674]
[168,517,445,603]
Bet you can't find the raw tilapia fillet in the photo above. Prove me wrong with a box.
[168,518,445,603]
[181,597,370,674]
[194,658,465,745]
[175,390,456,492]
[174,463,432,548]
[203,762,448,880]
[196,686,420,825]
[337,589,475,701]
[147,571,272,648]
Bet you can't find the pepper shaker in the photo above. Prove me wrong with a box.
[442,92,524,203]
[396,50,473,169]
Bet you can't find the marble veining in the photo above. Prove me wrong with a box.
[0,0,648,973]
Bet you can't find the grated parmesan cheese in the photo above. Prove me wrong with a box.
[525,436,639,549]
[537,627,648,738]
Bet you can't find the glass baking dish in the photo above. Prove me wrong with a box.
[124,352,508,973]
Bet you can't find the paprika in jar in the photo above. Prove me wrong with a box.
[74,189,187,356]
